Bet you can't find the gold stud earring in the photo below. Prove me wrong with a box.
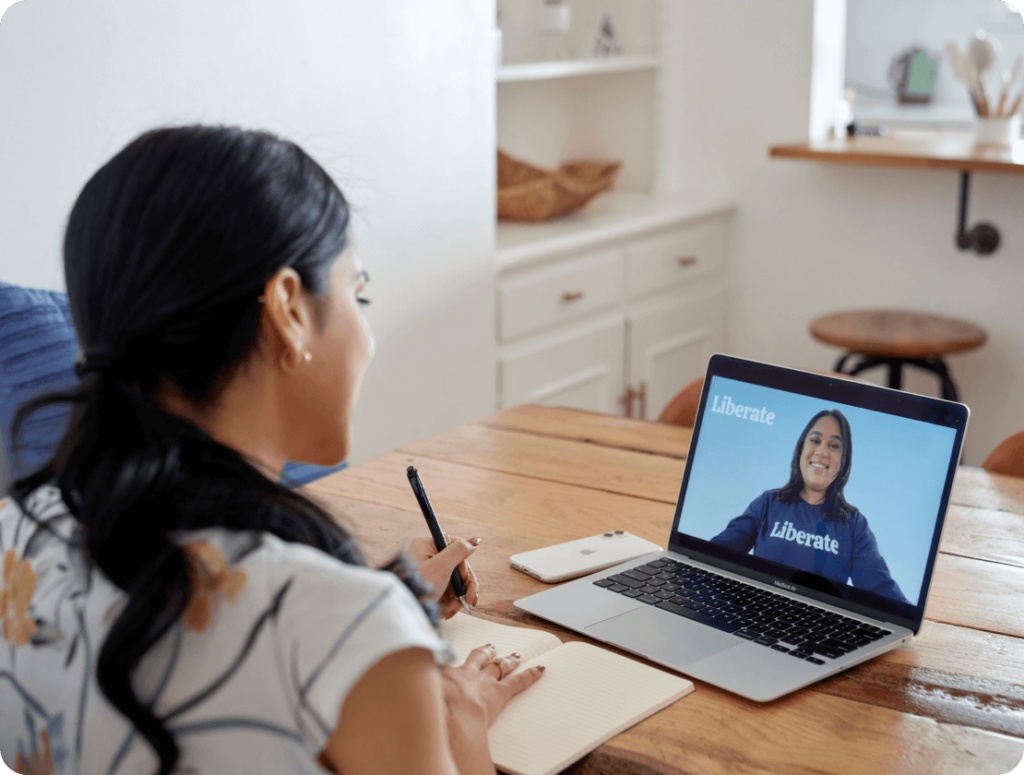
[280,349,312,375]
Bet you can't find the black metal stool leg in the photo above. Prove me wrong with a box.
[844,355,885,378]
[917,358,959,402]
[887,361,904,391]
[828,353,960,401]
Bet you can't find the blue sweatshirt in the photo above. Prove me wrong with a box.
[711,489,910,605]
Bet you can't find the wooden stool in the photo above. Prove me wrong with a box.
[809,310,986,402]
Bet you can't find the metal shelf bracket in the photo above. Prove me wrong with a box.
[955,171,1000,255]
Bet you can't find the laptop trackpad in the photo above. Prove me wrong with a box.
[585,606,740,669]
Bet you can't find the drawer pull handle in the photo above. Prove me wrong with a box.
[677,256,698,267]
[562,291,584,302]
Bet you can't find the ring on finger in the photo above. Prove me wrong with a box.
[490,653,519,679]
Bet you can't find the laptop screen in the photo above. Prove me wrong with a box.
[670,357,967,628]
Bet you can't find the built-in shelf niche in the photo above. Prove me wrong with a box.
[498,0,658,66]
[497,70,658,193]
[496,0,663,243]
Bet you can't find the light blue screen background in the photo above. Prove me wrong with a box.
[677,376,957,605]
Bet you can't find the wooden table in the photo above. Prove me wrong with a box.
[308,405,1024,775]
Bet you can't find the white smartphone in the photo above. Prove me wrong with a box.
[509,531,663,583]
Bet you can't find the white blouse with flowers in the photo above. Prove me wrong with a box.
[0,486,454,775]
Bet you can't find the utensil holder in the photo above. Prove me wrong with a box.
[974,115,1022,148]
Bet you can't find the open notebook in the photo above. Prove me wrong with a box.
[438,613,694,775]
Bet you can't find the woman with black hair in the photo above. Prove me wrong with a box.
[0,126,541,775]
[710,409,908,604]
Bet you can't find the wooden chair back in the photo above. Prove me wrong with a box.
[657,377,704,427]
[982,430,1024,479]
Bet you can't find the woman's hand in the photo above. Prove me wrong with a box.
[443,644,546,728]
[409,535,481,619]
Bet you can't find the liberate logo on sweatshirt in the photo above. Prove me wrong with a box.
[769,520,839,554]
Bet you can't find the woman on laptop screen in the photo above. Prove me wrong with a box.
[710,409,909,604]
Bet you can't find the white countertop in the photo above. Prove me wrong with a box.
[495,190,737,272]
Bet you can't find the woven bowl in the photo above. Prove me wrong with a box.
[497,150,621,222]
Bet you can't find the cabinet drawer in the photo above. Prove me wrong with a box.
[500,319,624,413]
[626,219,726,300]
[499,250,622,341]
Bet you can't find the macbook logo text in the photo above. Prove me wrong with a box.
[709,394,775,425]
[773,580,796,591]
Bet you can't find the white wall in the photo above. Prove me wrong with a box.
[0,0,496,465]
[666,0,1024,465]
[660,1,815,201]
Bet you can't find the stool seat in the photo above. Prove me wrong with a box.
[809,309,986,401]
[810,310,987,360]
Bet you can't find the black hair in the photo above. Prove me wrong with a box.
[10,126,435,775]
[774,409,856,521]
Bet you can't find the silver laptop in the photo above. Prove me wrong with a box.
[516,354,968,701]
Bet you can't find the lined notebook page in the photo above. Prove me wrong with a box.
[439,613,562,666]
[488,641,694,775]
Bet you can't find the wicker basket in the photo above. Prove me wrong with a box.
[497,150,621,222]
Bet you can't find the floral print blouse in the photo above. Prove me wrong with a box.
[0,486,454,774]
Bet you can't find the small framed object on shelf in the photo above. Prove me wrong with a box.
[591,10,623,58]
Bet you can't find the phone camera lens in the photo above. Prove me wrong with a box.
[603,532,613,537]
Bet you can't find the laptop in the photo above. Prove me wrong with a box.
[515,354,968,701]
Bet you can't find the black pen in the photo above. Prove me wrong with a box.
[407,466,472,615]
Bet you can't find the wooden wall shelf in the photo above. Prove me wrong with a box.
[770,133,1024,175]
[770,133,1024,255]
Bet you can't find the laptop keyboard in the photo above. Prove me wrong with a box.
[593,557,891,665]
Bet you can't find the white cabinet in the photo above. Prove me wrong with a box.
[627,285,726,420]
[501,317,624,414]
[496,208,733,419]
[493,1,734,419]
[499,249,622,340]
[625,218,727,300]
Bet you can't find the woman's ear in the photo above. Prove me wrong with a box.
[260,268,314,360]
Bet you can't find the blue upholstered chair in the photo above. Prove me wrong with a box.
[0,281,345,493]
[0,283,79,490]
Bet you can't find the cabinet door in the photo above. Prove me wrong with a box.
[500,318,625,414]
[627,286,726,420]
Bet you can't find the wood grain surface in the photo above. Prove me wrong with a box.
[478,404,694,459]
[770,134,1024,175]
[400,423,686,504]
[308,406,1024,774]
[809,310,987,359]
[951,468,1024,511]
[940,504,1024,567]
